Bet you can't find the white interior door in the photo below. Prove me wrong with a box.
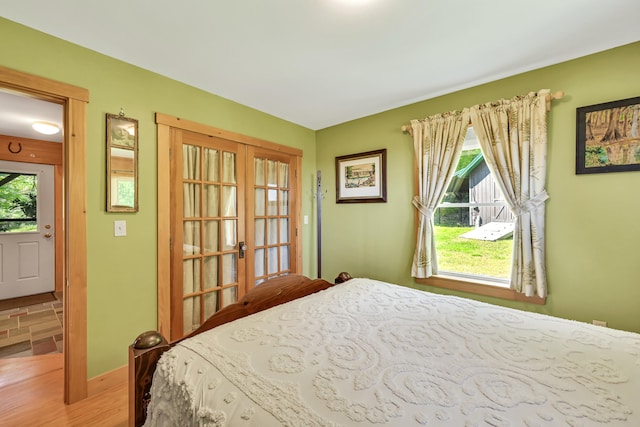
[0,160,55,299]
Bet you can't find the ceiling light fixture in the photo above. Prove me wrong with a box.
[32,121,61,135]
[333,0,376,5]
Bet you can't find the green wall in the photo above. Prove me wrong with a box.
[2,16,639,381]
[0,18,317,377]
[317,42,640,334]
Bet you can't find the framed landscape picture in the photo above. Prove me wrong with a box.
[335,149,387,203]
[576,96,640,174]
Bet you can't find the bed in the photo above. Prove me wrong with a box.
[129,274,640,426]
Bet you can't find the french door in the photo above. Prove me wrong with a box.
[168,127,301,340]
[246,146,298,286]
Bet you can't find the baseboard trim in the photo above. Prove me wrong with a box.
[88,364,127,397]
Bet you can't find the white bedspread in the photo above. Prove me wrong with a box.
[144,278,640,426]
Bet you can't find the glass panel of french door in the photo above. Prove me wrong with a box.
[175,131,245,336]
[249,149,296,286]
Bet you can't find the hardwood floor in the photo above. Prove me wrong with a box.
[0,353,127,426]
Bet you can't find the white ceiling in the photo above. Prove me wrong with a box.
[0,90,63,143]
[1,0,640,131]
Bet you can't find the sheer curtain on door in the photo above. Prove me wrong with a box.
[220,151,238,305]
[183,144,201,332]
[253,157,291,284]
[182,145,231,333]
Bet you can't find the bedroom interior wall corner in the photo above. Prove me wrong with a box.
[316,41,640,334]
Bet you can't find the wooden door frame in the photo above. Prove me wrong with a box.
[156,113,302,339]
[0,66,89,404]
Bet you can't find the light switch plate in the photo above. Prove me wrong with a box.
[114,220,127,237]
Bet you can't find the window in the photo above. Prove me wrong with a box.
[110,175,135,208]
[433,128,513,286]
[409,90,551,304]
[0,171,37,233]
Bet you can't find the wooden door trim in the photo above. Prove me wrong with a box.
[0,134,63,164]
[0,66,89,404]
[0,65,89,103]
[168,129,183,339]
[156,124,171,338]
[64,98,88,404]
[235,144,247,302]
[155,113,303,157]
[293,155,303,275]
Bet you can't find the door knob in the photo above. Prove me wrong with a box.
[44,233,52,238]
[239,241,248,258]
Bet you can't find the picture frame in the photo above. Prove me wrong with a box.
[576,96,640,174]
[335,149,387,203]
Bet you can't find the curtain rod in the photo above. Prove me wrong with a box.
[400,90,564,134]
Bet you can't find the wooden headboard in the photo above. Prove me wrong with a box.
[128,273,351,426]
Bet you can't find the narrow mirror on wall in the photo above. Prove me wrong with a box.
[106,113,138,212]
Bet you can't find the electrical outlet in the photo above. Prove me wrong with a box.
[592,320,607,327]
[114,220,127,237]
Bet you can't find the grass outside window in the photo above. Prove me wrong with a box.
[434,225,512,280]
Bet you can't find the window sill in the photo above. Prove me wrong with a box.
[416,274,546,305]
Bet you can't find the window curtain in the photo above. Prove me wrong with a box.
[410,110,470,278]
[221,152,237,289]
[469,90,550,297]
[182,146,224,333]
[204,149,221,316]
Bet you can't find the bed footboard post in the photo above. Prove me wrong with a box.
[129,331,170,427]
[334,272,352,283]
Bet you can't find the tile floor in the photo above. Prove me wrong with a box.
[0,292,63,358]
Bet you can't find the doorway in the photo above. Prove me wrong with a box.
[0,159,61,358]
[0,65,89,404]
